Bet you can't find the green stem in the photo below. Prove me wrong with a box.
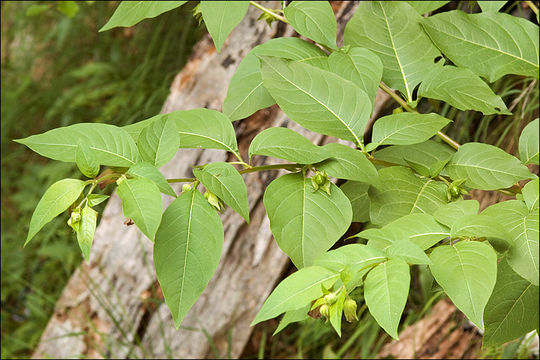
[249,1,288,23]
[525,0,539,15]
[167,177,197,183]
[239,163,300,174]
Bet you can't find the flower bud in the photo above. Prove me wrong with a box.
[344,298,358,322]
[314,173,326,186]
[204,190,222,211]
[182,183,192,193]
[70,210,81,223]
[324,292,338,306]
[319,304,330,318]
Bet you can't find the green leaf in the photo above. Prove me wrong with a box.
[259,57,371,145]
[522,179,539,211]
[418,65,510,115]
[15,123,140,167]
[26,4,51,16]
[100,1,186,31]
[263,173,352,268]
[367,113,451,150]
[274,306,310,335]
[137,115,179,167]
[483,258,539,345]
[76,140,99,178]
[329,289,347,336]
[328,47,383,105]
[193,162,249,222]
[127,162,176,197]
[316,143,379,184]
[429,241,497,329]
[482,200,539,286]
[123,113,162,141]
[314,244,386,273]
[117,177,162,240]
[477,1,507,12]
[344,1,442,103]
[369,166,449,226]
[433,200,479,228]
[405,1,448,14]
[451,214,512,252]
[284,1,337,49]
[340,181,370,223]
[57,1,79,18]
[386,240,431,265]
[446,143,535,190]
[421,11,539,82]
[364,258,410,339]
[519,118,539,165]
[26,179,87,245]
[87,194,110,207]
[249,127,330,164]
[77,204,98,262]
[223,38,329,121]
[154,189,224,328]
[200,1,249,52]
[252,266,340,325]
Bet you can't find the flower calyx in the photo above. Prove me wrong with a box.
[311,170,331,195]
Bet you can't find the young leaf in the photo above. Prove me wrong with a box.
[200,1,249,52]
[329,289,346,336]
[386,240,431,265]
[77,204,98,262]
[25,179,87,245]
[328,47,383,105]
[249,127,331,164]
[340,181,370,223]
[127,162,176,197]
[154,189,224,328]
[263,173,352,268]
[519,118,539,165]
[483,258,539,345]
[274,306,310,335]
[451,214,512,251]
[367,113,451,150]
[316,143,379,185]
[344,1,442,103]
[369,167,448,226]
[193,162,250,222]
[422,11,539,82]
[446,143,536,190]
[251,266,340,325]
[314,244,386,273]
[405,1,448,14]
[100,1,187,31]
[137,115,179,167]
[15,123,140,167]
[259,56,371,145]
[477,1,507,12]
[284,1,337,49]
[364,258,410,340]
[76,140,100,178]
[433,200,480,228]
[117,177,162,240]
[418,65,510,115]
[429,241,497,330]
[87,194,110,207]
[522,178,539,211]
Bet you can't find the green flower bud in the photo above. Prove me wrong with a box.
[204,190,223,211]
[324,292,338,306]
[343,298,358,322]
[319,304,330,319]
[182,183,192,193]
[392,107,404,114]
[314,173,326,186]
[70,210,81,223]
[449,184,461,198]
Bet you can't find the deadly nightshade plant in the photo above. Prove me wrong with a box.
[16,0,539,346]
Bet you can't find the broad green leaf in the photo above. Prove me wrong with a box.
[344,1,442,103]
[193,162,250,222]
[259,57,371,145]
[223,38,329,121]
[284,1,337,49]
[274,306,309,335]
[200,1,249,52]
[314,244,386,273]
[433,200,479,227]
[117,177,162,240]
[422,11,539,82]
[386,240,431,265]
[418,65,510,115]
[519,118,539,165]
[477,1,507,12]
[483,258,539,345]
[369,167,448,226]
[522,179,539,211]
[367,113,451,150]
[451,214,512,252]
[127,162,176,197]
[154,189,224,328]
[405,1,448,14]
[123,113,162,141]
[57,1,79,18]
[26,179,87,245]
[87,194,110,207]
[365,258,410,339]
[252,266,340,325]
[100,1,186,31]
[446,143,535,190]
[137,115,179,167]
[249,127,330,164]
[76,140,99,178]
[483,200,539,285]
[77,204,97,262]
[328,47,383,105]
[340,181,370,223]
[316,143,379,185]
[263,173,352,268]
[429,241,497,329]
[15,123,140,167]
